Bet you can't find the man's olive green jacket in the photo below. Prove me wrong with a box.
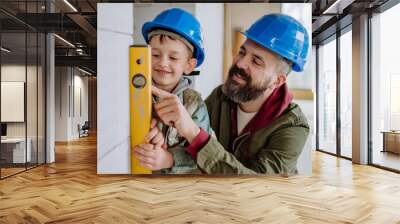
[195,86,310,174]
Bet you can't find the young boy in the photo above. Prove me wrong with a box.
[137,8,212,174]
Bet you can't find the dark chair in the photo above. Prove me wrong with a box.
[79,121,90,138]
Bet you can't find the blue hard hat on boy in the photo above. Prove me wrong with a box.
[142,8,205,68]
[241,13,309,72]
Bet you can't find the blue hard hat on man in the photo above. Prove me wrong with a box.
[242,13,309,72]
[142,8,205,68]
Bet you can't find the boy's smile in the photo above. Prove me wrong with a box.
[154,68,173,76]
[149,34,196,93]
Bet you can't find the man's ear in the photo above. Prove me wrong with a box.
[183,58,197,75]
[275,74,287,87]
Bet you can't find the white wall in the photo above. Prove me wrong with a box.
[72,73,89,138]
[97,3,134,174]
[1,65,26,81]
[55,67,69,141]
[194,3,224,98]
[0,65,25,125]
[54,67,89,141]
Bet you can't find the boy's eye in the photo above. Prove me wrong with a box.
[152,54,160,58]
[238,51,245,56]
[170,57,178,60]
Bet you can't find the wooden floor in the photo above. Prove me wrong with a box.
[0,167,26,178]
[1,135,400,223]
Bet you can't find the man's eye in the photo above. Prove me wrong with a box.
[253,59,262,66]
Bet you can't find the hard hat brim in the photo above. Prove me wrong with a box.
[240,31,304,72]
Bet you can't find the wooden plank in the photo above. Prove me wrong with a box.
[291,89,314,100]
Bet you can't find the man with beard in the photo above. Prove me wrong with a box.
[135,13,310,174]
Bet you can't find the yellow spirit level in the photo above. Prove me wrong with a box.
[130,45,152,174]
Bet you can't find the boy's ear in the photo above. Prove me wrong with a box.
[183,58,197,75]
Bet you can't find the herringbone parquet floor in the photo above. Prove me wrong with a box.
[1,134,400,223]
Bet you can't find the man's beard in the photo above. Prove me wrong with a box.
[222,64,269,103]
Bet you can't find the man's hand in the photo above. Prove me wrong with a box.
[134,143,173,170]
[152,86,200,143]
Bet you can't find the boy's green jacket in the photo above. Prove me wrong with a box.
[156,77,212,174]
